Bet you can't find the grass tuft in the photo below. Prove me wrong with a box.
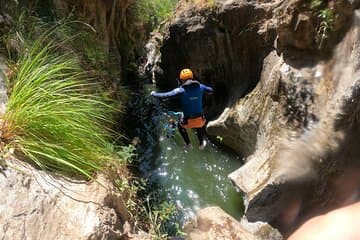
[136,0,178,27]
[2,34,118,178]
[309,0,334,48]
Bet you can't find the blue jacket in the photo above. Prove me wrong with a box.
[151,80,213,118]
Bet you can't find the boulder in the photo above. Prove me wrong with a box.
[184,206,282,240]
[0,158,131,239]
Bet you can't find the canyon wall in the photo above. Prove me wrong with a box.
[149,0,360,237]
[51,0,148,82]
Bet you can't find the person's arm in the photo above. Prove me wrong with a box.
[200,84,213,93]
[150,88,184,99]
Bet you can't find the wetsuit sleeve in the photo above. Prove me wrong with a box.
[151,87,184,99]
[200,84,213,93]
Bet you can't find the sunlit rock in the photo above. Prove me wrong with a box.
[185,206,282,240]
[0,158,131,239]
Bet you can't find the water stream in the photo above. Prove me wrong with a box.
[126,83,244,225]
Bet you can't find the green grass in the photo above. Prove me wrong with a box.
[3,34,119,178]
[309,0,334,48]
[142,198,177,239]
[136,0,178,27]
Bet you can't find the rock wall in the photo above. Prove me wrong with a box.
[147,0,360,238]
[52,0,131,52]
[51,0,148,82]
[225,2,360,236]
[149,0,278,118]
[0,157,132,239]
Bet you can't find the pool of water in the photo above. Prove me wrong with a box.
[126,84,244,224]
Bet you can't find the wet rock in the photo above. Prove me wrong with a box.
[207,50,282,157]
[0,158,131,239]
[141,29,167,83]
[184,206,282,240]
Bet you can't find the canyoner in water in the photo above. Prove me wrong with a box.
[151,68,213,150]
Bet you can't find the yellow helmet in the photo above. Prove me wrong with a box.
[179,68,193,81]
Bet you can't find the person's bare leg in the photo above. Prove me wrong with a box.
[289,202,360,240]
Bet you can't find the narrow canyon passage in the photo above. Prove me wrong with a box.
[126,83,245,226]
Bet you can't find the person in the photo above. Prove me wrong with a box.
[151,68,213,150]
[288,202,360,240]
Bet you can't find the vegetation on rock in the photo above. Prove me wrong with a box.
[136,0,178,27]
[310,0,334,48]
[2,26,124,178]
[1,2,182,238]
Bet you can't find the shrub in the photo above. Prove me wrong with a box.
[143,198,178,239]
[2,32,119,178]
[310,0,323,10]
[309,0,334,48]
[136,0,178,27]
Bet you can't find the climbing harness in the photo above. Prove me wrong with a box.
[180,115,206,129]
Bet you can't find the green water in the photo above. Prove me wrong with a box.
[128,84,244,224]
[154,112,244,221]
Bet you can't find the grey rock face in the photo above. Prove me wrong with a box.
[0,158,131,239]
[219,4,360,237]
